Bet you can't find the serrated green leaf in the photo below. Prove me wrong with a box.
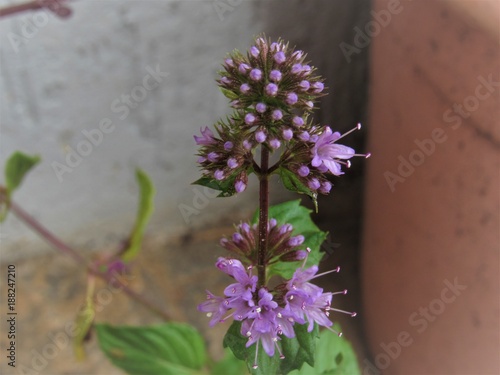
[121,169,155,262]
[279,168,318,212]
[192,174,237,198]
[288,324,361,375]
[4,151,40,194]
[223,321,247,361]
[252,200,327,279]
[95,322,207,375]
[211,348,247,375]
[280,324,319,374]
[220,87,239,100]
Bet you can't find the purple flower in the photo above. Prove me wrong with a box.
[256,102,267,113]
[282,128,293,141]
[224,141,233,150]
[292,116,304,127]
[239,63,250,74]
[291,64,302,74]
[255,130,266,143]
[250,46,260,57]
[306,101,314,109]
[194,127,216,146]
[243,139,252,150]
[308,178,320,190]
[292,50,304,60]
[214,170,225,181]
[227,158,238,169]
[245,113,256,125]
[269,139,281,149]
[299,131,310,141]
[240,83,251,93]
[274,51,286,64]
[221,76,231,85]
[269,70,282,82]
[299,80,310,91]
[265,83,278,97]
[302,65,312,75]
[198,291,228,327]
[271,109,283,121]
[235,180,246,193]
[320,181,332,194]
[311,127,355,176]
[207,152,219,162]
[312,82,324,93]
[286,93,298,105]
[288,235,304,247]
[250,69,263,81]
[224,58,234,67]
[298,165,310,177]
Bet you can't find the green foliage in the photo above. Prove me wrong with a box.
[192,174,238,198]
[220,87,239,100]
[252,200,327,279]
[223,321,320,375]
[73,281,96,361]
[288,324,361,375]
[4,151,40,194]
[278,168,318,212]
[210,348,247,375]
[95,322,208,375]
[121,169,156,262]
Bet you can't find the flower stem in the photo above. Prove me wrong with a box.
[257,146,269,287]
[9,201,171,321]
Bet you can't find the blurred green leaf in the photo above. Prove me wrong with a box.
[210,348,247,375]
[121,169,155,262]
[278,168,318,212]
[220,87,238,100]
[73,279,96,361]
[192,174,237,198]
[95,322,207,375]
[4,151,40,194]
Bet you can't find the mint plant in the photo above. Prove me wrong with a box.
[1,36,367,375]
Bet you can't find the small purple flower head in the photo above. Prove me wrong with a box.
[227,158,239,169]
[224,141,234,150]
[224,58,234,67]
[299,131,310,141]
[243,139,253,150]
[271,109,283,121]
[198,291,228,327]
[306,101,314,109]
[274,51,286,64]
[282,128,293,141]
[239,63,250,74]
[269,139,281,149]
[288,235,305,247]
[311,126,355,176]
[319,181,332,194]
[240,83,251,94]
[221,76,231,85]
[308,178,320,190]
[299,80,310,91]
[256,102,267,113]
[265,83,278,97]
[292,116,304,127]
[235,180,246,193]
[245,113,256,125]
[298,165,310,177]
[291,64,302,74]
[312,82,324,93]
[194,127,216,146]
[286,93,298,105]
[292,50,304,60]
[250,46,260,57]
[255,130,267,143]
[207,152,219,162]
[302,65,312,75]
[214,170,225,181]
[250,69,263,81]
[279,223,293,235]
[269,69,282,82]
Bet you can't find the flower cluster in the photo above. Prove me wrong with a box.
[194,36,369,197]
[198,256,354,368]
[219,219,307,264]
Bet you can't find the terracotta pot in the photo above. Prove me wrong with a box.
[361,1,499,374]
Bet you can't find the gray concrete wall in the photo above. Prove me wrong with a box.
[0,0,370,261]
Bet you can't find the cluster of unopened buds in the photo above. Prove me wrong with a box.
[195,36,369,368]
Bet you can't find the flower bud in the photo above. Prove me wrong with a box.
[256,103,267,113]
[269,70,282,82]
[265,83,278,97]
[272,109,283,121]
[250,69,262,81]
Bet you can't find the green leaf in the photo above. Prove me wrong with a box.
[95,322,208,375]
[252,200,327,279]
[280,324,319,374]
[121,169,155,262]
[220,87,239,100]
[222,321,247,361]
[211,348,247,375]
[288,324,361,375]
[4,151,40,194]
[278,168,318,212]
[192,175,237,198]
[73,280,96,361]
